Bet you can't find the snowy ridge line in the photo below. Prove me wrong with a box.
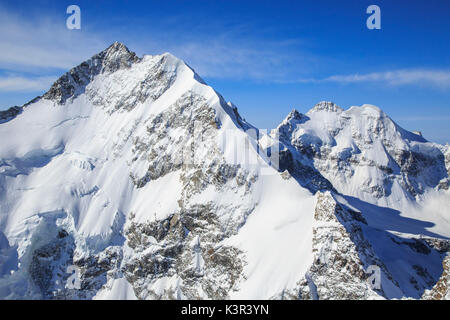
[0,42,449,300]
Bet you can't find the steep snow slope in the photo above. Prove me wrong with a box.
[0,42,317,299]
[270,101,449,225]
[267,101,450,299]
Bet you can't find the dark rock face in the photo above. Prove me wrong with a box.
[28,229,75,299]
[129,92,219,189]
[70,246,123,299]
[272,191,450,300]
[278,148,335,194]
[0,106,22,124]
[300,192,394,299]
[124,205,246,299]
[27,227,123,300]
[390,237,432,255]
[121,92,255,298]
[86,54,178,112]
[272,191,392,300]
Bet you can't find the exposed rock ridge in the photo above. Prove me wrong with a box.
[43,42,141,104]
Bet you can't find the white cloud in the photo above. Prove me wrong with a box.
[304,69,450,89]
[132,29,313,82]
[1,4,449,94]
[164,39,305,80]
[0,5,110,94]
[0,5,108,71]
[0,76,56,92]
[0,5,312,90]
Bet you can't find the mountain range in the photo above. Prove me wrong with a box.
[0,42,448,300]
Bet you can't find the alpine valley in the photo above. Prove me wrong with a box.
[0,43,448,300]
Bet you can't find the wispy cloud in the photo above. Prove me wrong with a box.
[0,75,56,92]
[130,25,314,82]
[1,3,450,95]
[0,4,110,95]
[300,69,450,90]
[0,4,312,91]
[162,38,310,81]
[0,6,108,71]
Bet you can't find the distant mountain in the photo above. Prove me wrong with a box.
[0,43,448,299]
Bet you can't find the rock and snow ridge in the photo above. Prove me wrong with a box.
[0,42,448,300]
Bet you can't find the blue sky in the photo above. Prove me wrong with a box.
[1,0,449,143]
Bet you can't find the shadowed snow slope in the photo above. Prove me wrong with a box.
[0,44,449,300]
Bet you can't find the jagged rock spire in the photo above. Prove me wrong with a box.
[285,109,304,122]
[100,42,140,73]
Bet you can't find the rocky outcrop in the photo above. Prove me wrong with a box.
[0,106,22,124]
[124,205,246,299]
[122,91,257,298]
[295,192,394,299]
[422,254,450,300]
[86,53,177,112]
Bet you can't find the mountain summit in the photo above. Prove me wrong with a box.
[0,43,449,300]
[43,42,140,105]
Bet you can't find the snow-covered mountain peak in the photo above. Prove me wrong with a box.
[0,43,449,300]
[285,109,305,122]
[307,101,343,114]
[0,43,293,299]
[37,43,232,123]
[271,100,449,207]
[272,109,309,145]
[100,41,141,71]
[41,42,141,105]
[346,104,389,123]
